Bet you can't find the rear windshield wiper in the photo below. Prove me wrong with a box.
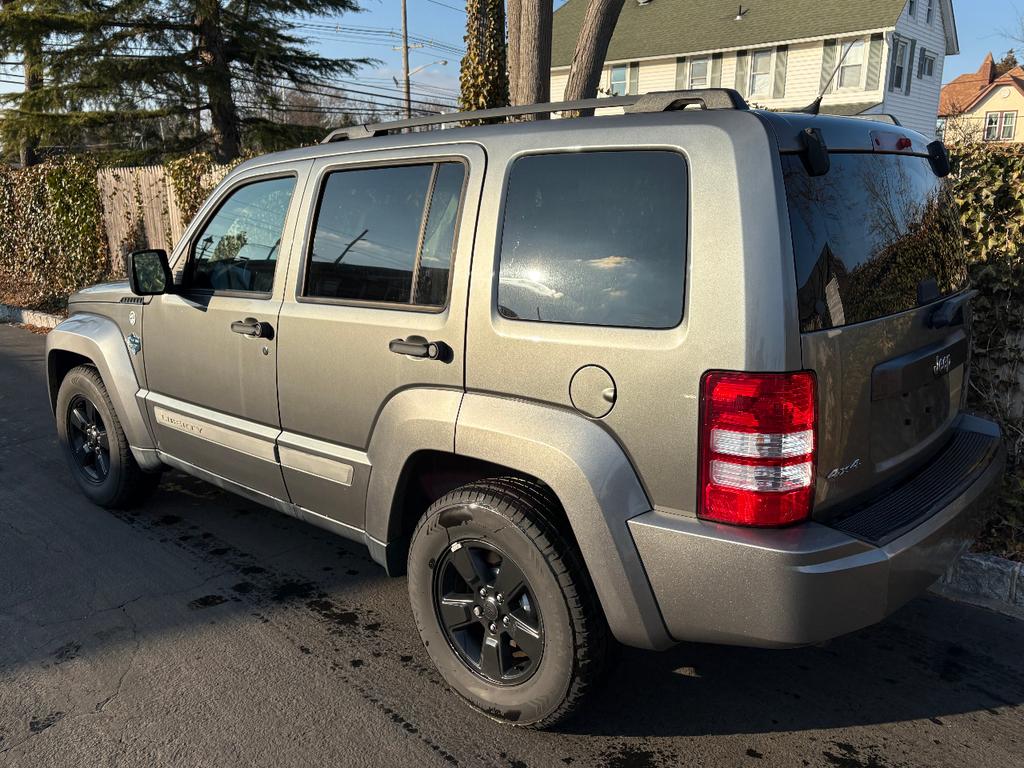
[929,289,978,328]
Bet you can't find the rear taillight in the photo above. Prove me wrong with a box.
[699,371,817,527]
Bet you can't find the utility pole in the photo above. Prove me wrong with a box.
[400,0,411,118]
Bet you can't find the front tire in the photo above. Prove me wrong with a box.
[407,477,609,728]
[55,365,159,508]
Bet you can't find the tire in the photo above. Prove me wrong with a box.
[55,365,160,509]
[407,477,609,728]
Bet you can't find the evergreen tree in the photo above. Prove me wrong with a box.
[995,49,1019,77]
[458,0,508,115]
[0,1,369,163]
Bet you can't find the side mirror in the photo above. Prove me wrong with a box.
[128,249,172,296]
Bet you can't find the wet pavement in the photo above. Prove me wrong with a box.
[1,322,1023,767]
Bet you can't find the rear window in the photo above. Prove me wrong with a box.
[782,153,966,332]
[497,150,687,329]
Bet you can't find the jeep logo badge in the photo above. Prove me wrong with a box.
[933,353,952,376]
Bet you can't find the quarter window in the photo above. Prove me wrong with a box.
[749,50,772,97]
[305,162,465,307]
[689,56,710,88]
[497,151,687,329]
[187,176,295,294]
[838,39,865,89]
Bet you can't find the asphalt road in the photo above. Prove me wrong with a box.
[1,322,1023,768]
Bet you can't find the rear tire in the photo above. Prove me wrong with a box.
[407,477,609,728]
[56,365,160,509]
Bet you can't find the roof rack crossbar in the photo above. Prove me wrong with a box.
[321,88,749,143]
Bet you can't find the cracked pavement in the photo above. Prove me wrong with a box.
[1,322,1024,768]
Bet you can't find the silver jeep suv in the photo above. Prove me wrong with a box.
[45,90,1005,728]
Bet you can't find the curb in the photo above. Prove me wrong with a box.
[930,553,1024,618]
[0,303,64,329]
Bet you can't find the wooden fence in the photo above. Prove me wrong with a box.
[96,164,228,274]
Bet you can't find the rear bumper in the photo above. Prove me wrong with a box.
[629,415,1005,648]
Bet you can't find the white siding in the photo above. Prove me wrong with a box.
[547,4,953,135]
[882,1,947,136]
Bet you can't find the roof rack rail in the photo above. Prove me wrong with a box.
[321,88,748,143]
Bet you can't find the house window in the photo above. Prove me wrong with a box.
[926,0,935,23]
[749,50,772,97]
[891,39,908,90]
[984,111,1017,141]
[838,39,865,89]
[689,56,710,88]
[908,0,917,18]
[609,65,628,96]
[922,54,935,77]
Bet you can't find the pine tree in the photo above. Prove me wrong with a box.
[995,49,1019,77]
[458,0,508,115]
[0,1,369,163]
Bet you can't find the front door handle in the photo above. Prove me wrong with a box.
[389,336,450,361]
[231,317,273,339]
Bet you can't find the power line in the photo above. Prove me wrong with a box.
[425,0,466,12]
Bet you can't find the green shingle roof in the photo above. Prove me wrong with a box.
[551,0,908,68]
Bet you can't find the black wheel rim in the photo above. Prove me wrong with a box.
[66,395,110,485]
[433,539,544,685]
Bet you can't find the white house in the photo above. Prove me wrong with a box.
[549,0,959,137]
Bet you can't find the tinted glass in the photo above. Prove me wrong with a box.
[306,162,464,306]
[497,151,687,328]
[783,153,966,332]
[417,163,465,307]
[189,176,295,293]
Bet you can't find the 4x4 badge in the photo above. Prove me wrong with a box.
[826,458,862,481]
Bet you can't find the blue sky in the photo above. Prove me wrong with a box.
[0,1,1020,104]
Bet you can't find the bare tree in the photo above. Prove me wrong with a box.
[562,0,625,114]
[507,0,551,116]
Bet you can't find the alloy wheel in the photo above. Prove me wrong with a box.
[433,539,544,685]
[66,395,110,484]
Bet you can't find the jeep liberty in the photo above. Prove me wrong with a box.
[45,90,1005,728]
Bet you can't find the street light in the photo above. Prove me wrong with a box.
[409,59,448,78]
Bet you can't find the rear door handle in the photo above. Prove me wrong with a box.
[389,336,450,361]
[231,317,273,339]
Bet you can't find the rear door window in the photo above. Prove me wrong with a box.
[497,150,688,329]
[782,153,966,331]
[305,161,466,308]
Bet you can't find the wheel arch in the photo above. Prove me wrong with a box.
[46,313,160,469]
[366,389,672,651]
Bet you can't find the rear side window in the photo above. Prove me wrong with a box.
[305,161,466,307]
[783,153,967,331]
[497,151,688,328]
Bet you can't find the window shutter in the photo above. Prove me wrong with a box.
[773,45,788,98]
[905,39,916,94]
[710,52,723,87]
[675,57,688,90]
[820,39,838,94]
[628,62,639,95]
[917,46,926,78]
[735,50,749,97]
[865,33,884,90]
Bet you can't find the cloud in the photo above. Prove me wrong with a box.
[587,255,634,270]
